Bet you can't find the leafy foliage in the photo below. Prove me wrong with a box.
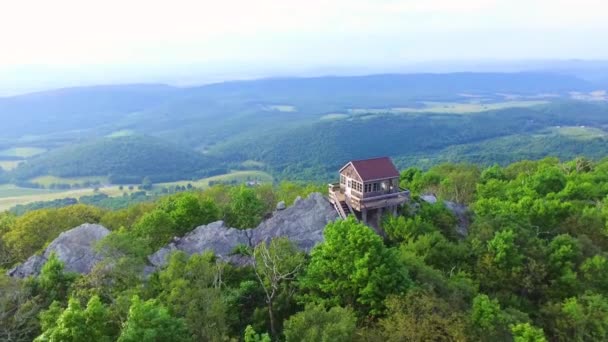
[300,217,410,316]
[3,158,608,340]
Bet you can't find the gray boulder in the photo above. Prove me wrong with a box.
[276,201,286,210]
[444,201,470,236]
[8,223,110,278]
[251,192,338,251]
[148,221,249,268]
[421,194,438,204]
[148,192,338,268]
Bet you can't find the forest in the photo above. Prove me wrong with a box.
[1,157,608,341]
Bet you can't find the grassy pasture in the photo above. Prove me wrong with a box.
[264,105,297,112]
[547,126,608,140]
[155,170,274,190]
[347,100,549,117]
[0,147,47,158]
[0,170,274,212]
[324,100,550,122]
[106,129,135,138]
[30,175,109,187]
[0,160,22,171]
[0,185,138,212]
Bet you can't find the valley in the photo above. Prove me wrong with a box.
[1,72,608,212]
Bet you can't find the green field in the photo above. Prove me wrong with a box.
[0,160,22,171]
[0,147,47,158]
[264,104,297,112]
[0,170,274,212]
[0,185,138,212]
[346,100,549,117]
[30,175,109,187]
[155,170,274,190]
[320,113,350,121]
[106,129,135,138]
[548,126,608,140]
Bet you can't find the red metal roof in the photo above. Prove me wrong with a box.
[341,157,400,181]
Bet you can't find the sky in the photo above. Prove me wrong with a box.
[0,0,607,94]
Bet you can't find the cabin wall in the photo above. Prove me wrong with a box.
[360,177,400,199]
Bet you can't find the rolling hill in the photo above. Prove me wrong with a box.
[7,135,218,184]
[0,72,607,184]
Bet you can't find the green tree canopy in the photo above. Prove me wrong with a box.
[301,217,410,316]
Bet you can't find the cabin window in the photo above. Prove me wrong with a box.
[340,175,345,185]
[372,183,379,192]
[347,180,351,188]
[364,183,371,192]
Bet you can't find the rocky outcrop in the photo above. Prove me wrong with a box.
[251,192,337,251]
[443,201,469,236]
[420,194,470,236]
[149,192,338,268]
[148,221,249,268]
[9,193,338,277]
[8,224,110,278]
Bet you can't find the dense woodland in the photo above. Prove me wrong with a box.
[1,157,608,341]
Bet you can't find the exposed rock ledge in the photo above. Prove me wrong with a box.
[149,192,338,268]
[8,224,110,278]
[9,193,338,278]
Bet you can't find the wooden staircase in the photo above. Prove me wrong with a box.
[328,183,355,220]
[338,200,353,219]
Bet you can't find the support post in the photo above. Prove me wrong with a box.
[362,208,367,224]
[377,207,383,227]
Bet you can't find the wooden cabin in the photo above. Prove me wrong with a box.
[329,157,409,226]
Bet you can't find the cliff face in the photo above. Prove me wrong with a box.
[9,193,338,277]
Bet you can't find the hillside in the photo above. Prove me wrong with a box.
[0,84,178,148]
[7,135,216,184]
[3,158,608,341]
[0,72,606,185]
[214,101,608,179]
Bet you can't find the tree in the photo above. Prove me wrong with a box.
[0,273,41,342]
[226,185,266,228]
[546,293,608,341]
[470,294,510,341]
[117,296,191,342]
[244,325,271,342]
[132,209,176,249]
[283,303,356,342]
[156,251,228,341]
[301,217,410,317]
[3,205,104,262]
[252,237,305,338]
[35,296,114,342]
[379,290,467,341]
[158,192,219,235]
[37,253,78,304]
[580,255,608,293]
[510,323,547,342]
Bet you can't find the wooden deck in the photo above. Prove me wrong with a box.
[328,183,409,216]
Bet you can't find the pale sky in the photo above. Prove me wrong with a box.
[0,0,607,94]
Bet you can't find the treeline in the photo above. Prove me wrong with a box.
[2,158,608,340]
